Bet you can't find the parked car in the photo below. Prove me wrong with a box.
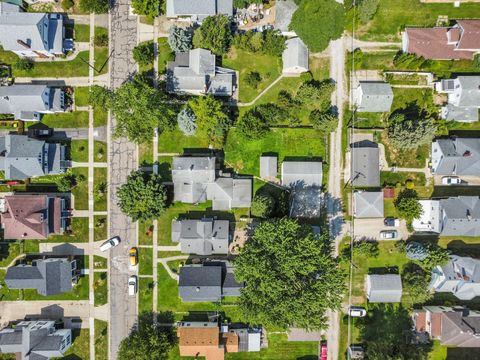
[384,217,400,227]
[348,306,367,317]
[128,275,137,296]
[100,236,120,252]
[129,247,138,266]
[442,176,461,185]
[319,341,327,360]
[379,230,398,240]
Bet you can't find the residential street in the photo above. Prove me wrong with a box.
[108,1,139,359]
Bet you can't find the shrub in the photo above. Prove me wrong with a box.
[168,25,192,53]
[94,33,109,47]
[388,113,436,150]
[296,80,334,110]
[233,29,286,57]
[133,42,154,66]
[405,179,415,189]
[357,0,379,24]
[251,193,275,218]
[236,108,270,139]
[352,240,379,257]
[192,15,232,55]
[14,58,34,71]
[309,110,337,133]
[394,189,422,221]
[402,263,433,304]
[57,174,77,192]
[244,71,262,88]
[406,242,428,261]
[61,0,74,10]
[80,0,109,13]
[177,107,197,136]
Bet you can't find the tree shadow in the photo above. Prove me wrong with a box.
[368,266,399,275]
[447,347,480,359]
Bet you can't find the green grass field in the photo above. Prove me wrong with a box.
[48,217,89,243]
[93,255,107,269]
[63,329,90,360]
[72,167,89,210]
[94,215,107,241]
[74,86,90,107]
[94,272,108,306]
[71,140,89,162]
[94,167,107,211]
[41,111,89,129]
[139,220,154,245]
[139,277,154,314]
[139,247,153,275]
[94,320,108,360]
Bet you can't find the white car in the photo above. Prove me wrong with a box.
[442,176,461,185]
[380,230,398,239]
[128,275,137,296]
[348,306,367,317]
[100,236,120,252]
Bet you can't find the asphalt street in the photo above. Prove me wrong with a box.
[108,1,139,359]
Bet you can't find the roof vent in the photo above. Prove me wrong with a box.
[463,150,471,157]
[195,287,200,292]
[467,209,472,220]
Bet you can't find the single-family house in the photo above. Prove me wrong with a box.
[5,258,76,296]
[435,76,480,122]
[172,155,252,210]
[0,11,65,58]
[402,20,480,60]
[350,140,380,187]
[413,197,480,236]
[414,306,480,347]
[281,160,323,218]
[0,320,72,359]
[171,218,230,255]
[353,191,384,218]
[178,262,244,302]
[0,134,68,179]
[166,0,232,22]
[282,37,308,75]
[353,81,393,113]
[166,48,236,96]
[431,137,480,176]
[0,84,65,121]
[366,274,402,303]
[177,320,262,360]
[429,255,480,300]
[0,194,68,240]
[259,155,277,179]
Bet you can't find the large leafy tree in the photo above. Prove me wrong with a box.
[235,218,346,330]
[131,0,162,18]
[193,15,232,55]
[168,25,192,53]
[290,0,345,52]
[402,263,433,304]
[357,0,380,24]
[133,42,154,67]
[111,76,175,143]
[117,171,167,221]
[117,312,176,360]
[394,189,422,221]
[80,0,109,13]
[388,113,436,150]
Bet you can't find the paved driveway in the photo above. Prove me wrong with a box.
[353,218,409,241]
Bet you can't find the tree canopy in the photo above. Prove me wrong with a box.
[193,15,232,55]
[117,170,167,221]
[251,193,275,218]
[402,263,433,304]
[236,104,288,139]
[80,0,109,13]
[235,218,346,330]
[394,189,422,221]
[131,0,161,18]
[168,25,192,53]
[290,0,345,52]
[233,29,286,57]
[133,42,155,67]
[357,0,380,24]
[111,76,175,143]
[388,113,437,150]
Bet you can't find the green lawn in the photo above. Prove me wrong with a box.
[48,217,89,243]
[310,56,330,81]
[71,140,89,162]
[158,128,210,153]
[346,0,480,41]
[0,242,22,267]
[94,215,108,241]
[139,141,154,166]
[158,37,175,74]
[94,320,108,360]
[63,329,90,360]
[223,47,282,103]
[41,111,89,129]
[224,127,326,177]
[139,277,154,314]
[0,269,21,301]
[74,24,90,42]
[139,247,153,275]
[94,141,107,162]
[94,255,107,269]
[94,107,108,127]
[23,275,89,300]
[74,87,90,107]
[94,167,107,211]
[94,272,108,306]
[139,220,154,245]
[72,167,89,210]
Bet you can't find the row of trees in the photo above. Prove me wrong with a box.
[61,0,109,13]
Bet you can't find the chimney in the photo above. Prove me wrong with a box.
[467,209,472,220]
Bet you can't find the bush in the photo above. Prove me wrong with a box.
[88,85,112,108]
[57,174,77,192]
[394,189,422,221]
[236,108,270,139]
[251,193,275,218]
[131,0,160,18]
[244,71,262,89]
[177,107,197,136]
[353,240,379,257]
[80,0,109,13]
[388,113,436,150]
[357,0,379,24]
[94,33,109,47]
[233,29,286,57]
[402,263,433,304]
[14,58,33,71]
[296,80,334,110]
[133,42,154,66]
[406,242,428,261]
[61,0,74,10]
[420,245,450,271]
[474,54,480,69]
[192,15,232,55]
[168,25,192,53]
[309,110,337,133]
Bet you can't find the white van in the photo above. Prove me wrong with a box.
[100,236,120,252]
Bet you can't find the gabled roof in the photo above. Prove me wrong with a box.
[432,138,480,176]
[440,196,480,236]
[282,37,308,73]
[353,191,384,218]
[351,140,380,187]
[442,311,480,347]
[355,81,393,112]
[0,85,56,118]
[456,20,480,50]
[179,265,223,302]
[172,156,216,203]
[455,76,480,107]
[207,177,252,210]
[166,0,232,18]
[172,219,229,255]
[1,195,49,239]
[0,2,21,13]
[259,156,277,178]
[281,161,323,189]
[441,104,478,122]
[366,274,402,303]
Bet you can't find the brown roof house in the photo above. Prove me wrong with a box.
[177,320,262,360]
[413,306,480,347]
[402,20,480,60]
[0,194,68,239]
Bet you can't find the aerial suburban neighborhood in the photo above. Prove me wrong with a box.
[0,0,480,359]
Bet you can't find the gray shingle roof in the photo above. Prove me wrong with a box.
[442,311,480,347]
[355,81,393,113]
[440,196,480,236]
[172,156,216,203]
[456,76,480,107]
[0,12,63,54]
[222,267,243,297]
[207,177,252,210]
[281,161,323,189]
[441,104,479,122]
[366,274,402,303]
[282,37,308,73]
[171,219,229,255]
[179,265,222,302]
[353,191,384,218]
[431,138,480,176]
[5,259,73,296]
[166,0,232,18]
[260,156,277,178]
[351,141,380,187]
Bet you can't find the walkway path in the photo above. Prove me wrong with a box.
[236,75,284,107]
[14,74,109,87]
[72,161,108,168]
[158,255,189,282]
[158,244,181,251]
[343,35,401,50]
[33,43,89,62]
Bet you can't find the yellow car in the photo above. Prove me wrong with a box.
[129,247,138,266]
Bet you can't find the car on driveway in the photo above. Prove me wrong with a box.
[129,247,138,266]
[380,230,398,239]
[442,176,461,185]
[384,217,400,227]
[348,306,367,317]
[100,236,120,251]
[319,341,327,360]
[128,275,137,296]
